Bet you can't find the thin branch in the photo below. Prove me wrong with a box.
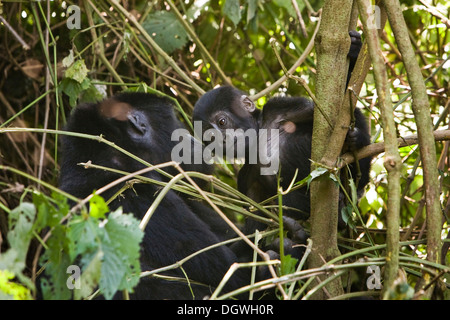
[339,129,450,168]
[358,0,402,292]
[0,15,30,50]
[165,0,231,86]
[417,0,450,27]
[290,0,308,38]
[384,0,442,297]
[268,36,334,129]
[108,0,205,95]
[250,12,321,101]
[171,163,289,299]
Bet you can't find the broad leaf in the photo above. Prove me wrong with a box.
[223,0,242,27]
[143,11,189,54]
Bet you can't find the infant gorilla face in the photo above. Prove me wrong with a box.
[192,30,371,233]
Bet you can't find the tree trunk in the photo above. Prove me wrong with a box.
[383,0,442,298]
[308,0,354,299]
[357,0,402,294]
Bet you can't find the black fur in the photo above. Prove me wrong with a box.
[59,92,249,299]
[192,31,371,234]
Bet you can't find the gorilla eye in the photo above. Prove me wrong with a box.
[217,117,227,127]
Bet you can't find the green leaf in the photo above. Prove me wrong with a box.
[223,0,242,27]
[74,250,103,300]
[340,203,356,230]
[60,78,87,107]
[99,208,143,299]
[309,167,328,180]
[89,193,109,219]
[0,270,32,300]
[293,174,309,188]
[280,255,298,276]
[273,0,305,16]
[67,215,99,260]
[246,0,259,25]
[349,178,357,203]
[79,84,106,104]
[64,59,89,84]
[31,192,73,299]
[42,213,100,300]
[142,11,189,54]
[66,207,144,299]
[7,203,36,264]
[306,167,329,189]
[40,252,72,300]
[61,58,91,107]
[33,192,69,231]
[329,172,339,186]
[62,49,75,68]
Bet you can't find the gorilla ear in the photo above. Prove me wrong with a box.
[240,95,256,113]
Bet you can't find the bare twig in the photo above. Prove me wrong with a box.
[0,15,30,50]
[165,0,231,86]
[291,0,308,38]
[417,0,450,27]
[171,162,289,299]
[108,0,205,95]
[250,11,321,101]
[339,129,450,168]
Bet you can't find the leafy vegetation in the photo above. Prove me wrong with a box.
[0,0,449,300]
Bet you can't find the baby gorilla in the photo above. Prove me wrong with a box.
[193,31,371,234]
[59,92,250,299]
